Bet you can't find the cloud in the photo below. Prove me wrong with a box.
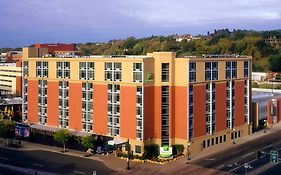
[117,0,281,26]
[0,0,280,47]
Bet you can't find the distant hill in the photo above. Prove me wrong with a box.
[77,29,281,72]
[1,29,281,72]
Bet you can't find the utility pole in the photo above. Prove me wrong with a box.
[126,139,130,170]
[232,128,236,144]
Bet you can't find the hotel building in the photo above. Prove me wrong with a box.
[22,47,252,155]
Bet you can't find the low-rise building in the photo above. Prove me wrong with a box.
[0,63,22,96]
[252,88,281,131]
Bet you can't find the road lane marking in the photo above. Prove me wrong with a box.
[242,152,254,158]
[0,157,8,160]
[73,170,86,174]
[264,144,272,149]
[216,165,225,169]
[205,158,216,161]
[229,158,257,172]
[33,163,44,167]
[0,163,58,175]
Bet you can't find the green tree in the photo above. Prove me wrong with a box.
[252,82,259,88]
[268,54,281,72]
[0,119,16,144]
[123,37,137,49]
[81,135,95,150]
[53,129,71,152]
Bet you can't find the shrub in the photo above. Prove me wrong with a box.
[144,144,159,159]
[81,135,95,150]
[172,144,184,156]
[252,82,259,88]
[53,129,71,152]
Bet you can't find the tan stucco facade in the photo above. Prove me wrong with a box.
[0,64,22,95]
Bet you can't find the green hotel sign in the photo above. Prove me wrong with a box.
[145,73,154,82]
[270,150,279,164]
[160,145,173,158]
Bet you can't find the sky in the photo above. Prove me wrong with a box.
[0,0,280,48]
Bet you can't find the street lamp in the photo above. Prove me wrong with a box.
[264,119,267,133]
[232,128,236,144]
[187,142,191,160]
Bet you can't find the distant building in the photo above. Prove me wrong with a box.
[174,34,201,42]
[252,89,281,131]
[0,63,22,96]
[22,47,252,156]
[252,72,267,82]
[252,72,278,82]
[35,43,76,54]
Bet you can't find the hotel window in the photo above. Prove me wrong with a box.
[105,62,113,81]
[226,62,231,79]
[59,81,69,128]
[105,62,122,82]
[79,62,95,80]
[206,83,213,135]
[107,84,120,136]
[22,79,28,121]
[205,62,218,81]
[133,63,142,83]
[231,62,236,78]
[57,62,70,79]
[205,62,211,81]
[189,85,194,140]
[135,145,142,154]
[189,62,196,83]
[244,61,249,78]
[212,62,218,80]
[82,82,93,132]
[162,63,169,82]
[38,80,47,125]
[136,86,143,140]
[161,86,169,146]
[226,61,237,79]
[244,79,249,124]
[212,83,216,132]
[23,61,29,77]
[114,63,122,81]
[36,61,48,77]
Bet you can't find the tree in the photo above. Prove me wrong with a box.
[252,82,259,88]
[268,54,281,72]
[53,129,71,152]
[123,37,137,49]
[81,135,95,150]
[81,135,95,156]
[0,119,16,144]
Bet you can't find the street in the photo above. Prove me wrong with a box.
[192,129,281,174]
[0,147,116,175]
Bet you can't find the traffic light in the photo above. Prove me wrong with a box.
[257,150,262,159]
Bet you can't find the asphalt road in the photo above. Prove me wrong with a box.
[192,130,281,174]
[0,147,116,175]
[261,163,281,175]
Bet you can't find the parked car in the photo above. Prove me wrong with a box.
[7,138,21,148]
[95,145,115,155]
